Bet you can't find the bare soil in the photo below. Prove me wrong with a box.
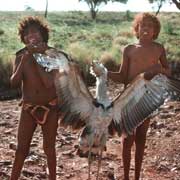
[0,85,180,180]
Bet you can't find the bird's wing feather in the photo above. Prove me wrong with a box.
[112,74,180,135]
[34,49,95,130]
[55,62,95,129]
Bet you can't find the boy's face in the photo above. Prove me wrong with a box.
[24,26,43,45]
[138,19,154,41]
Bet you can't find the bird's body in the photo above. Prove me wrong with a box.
[78,61,113,155]
[78,103,113,155]
[33,49,180,180]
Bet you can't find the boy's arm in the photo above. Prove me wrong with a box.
[10,54,24,88]
[108,46,129,85]
[159,45,171,76]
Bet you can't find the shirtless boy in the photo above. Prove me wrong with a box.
[10,16,58,180]
[94,12,171,180]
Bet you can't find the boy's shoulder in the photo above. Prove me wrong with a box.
[124,42,164,49]
[48,47,73,61]
[125,44,136,48]
[123,44,136,52]
[153,41,163,48]
[16,47,27,57]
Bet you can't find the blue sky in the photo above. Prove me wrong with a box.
[0,0,179,12]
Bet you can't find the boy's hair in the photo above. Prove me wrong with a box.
[18,16,50,43]
[132,13,161,40]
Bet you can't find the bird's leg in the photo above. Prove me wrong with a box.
[96,147,103,180]
[88,145,93,180]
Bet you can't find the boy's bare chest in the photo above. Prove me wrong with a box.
[127,47,160,80]
[129,47,160,67]
[23,58,41,81]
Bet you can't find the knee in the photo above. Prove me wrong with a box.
[122,135,134,148]
[121,135,134,150]
[135,132,147,147]
[43,146,56,157]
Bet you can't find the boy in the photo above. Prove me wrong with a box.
[10,16,58,180]
[95,13,171,180]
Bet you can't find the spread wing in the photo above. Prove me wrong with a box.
[34,49,95,130]
[112,74,180,135]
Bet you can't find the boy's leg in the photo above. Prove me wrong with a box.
[10,110,37,180]
[41,108,58,180]
[121,134,134,180]
[134,119,150,180]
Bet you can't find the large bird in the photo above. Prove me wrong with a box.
[33,48,180,180]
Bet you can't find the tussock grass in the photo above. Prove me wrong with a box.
[100,52,119,71]
[0,57,13,88]
[0,11,179,89]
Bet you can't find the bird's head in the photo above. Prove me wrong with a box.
[90,60,107,78]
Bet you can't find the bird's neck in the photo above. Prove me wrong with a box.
[96,72,111,107]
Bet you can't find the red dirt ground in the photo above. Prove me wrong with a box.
[0,85,180,179]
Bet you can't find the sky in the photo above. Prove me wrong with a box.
[0,0,179,12]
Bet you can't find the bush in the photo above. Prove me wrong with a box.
[0,29,4,35]
[163,23,174,35]
[0,58,13,88]
[124,10,133,21]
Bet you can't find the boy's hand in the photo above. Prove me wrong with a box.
[27,42,48,54]
[143,64,164,80]
[143,71,155,80]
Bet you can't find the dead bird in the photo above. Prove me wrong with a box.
[34,48,180,180]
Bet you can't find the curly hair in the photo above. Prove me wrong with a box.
[18,16,50,43]
[132,13,161,40]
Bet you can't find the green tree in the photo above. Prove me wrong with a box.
[79,0,128,20]
[148,0,179,15]
[172,0,180,9]
[149,0,166,15]
[24,5,34,11]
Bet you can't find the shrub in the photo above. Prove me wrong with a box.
[0,58,13,88]
[163,23,174,35]
[0,29,4,35]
